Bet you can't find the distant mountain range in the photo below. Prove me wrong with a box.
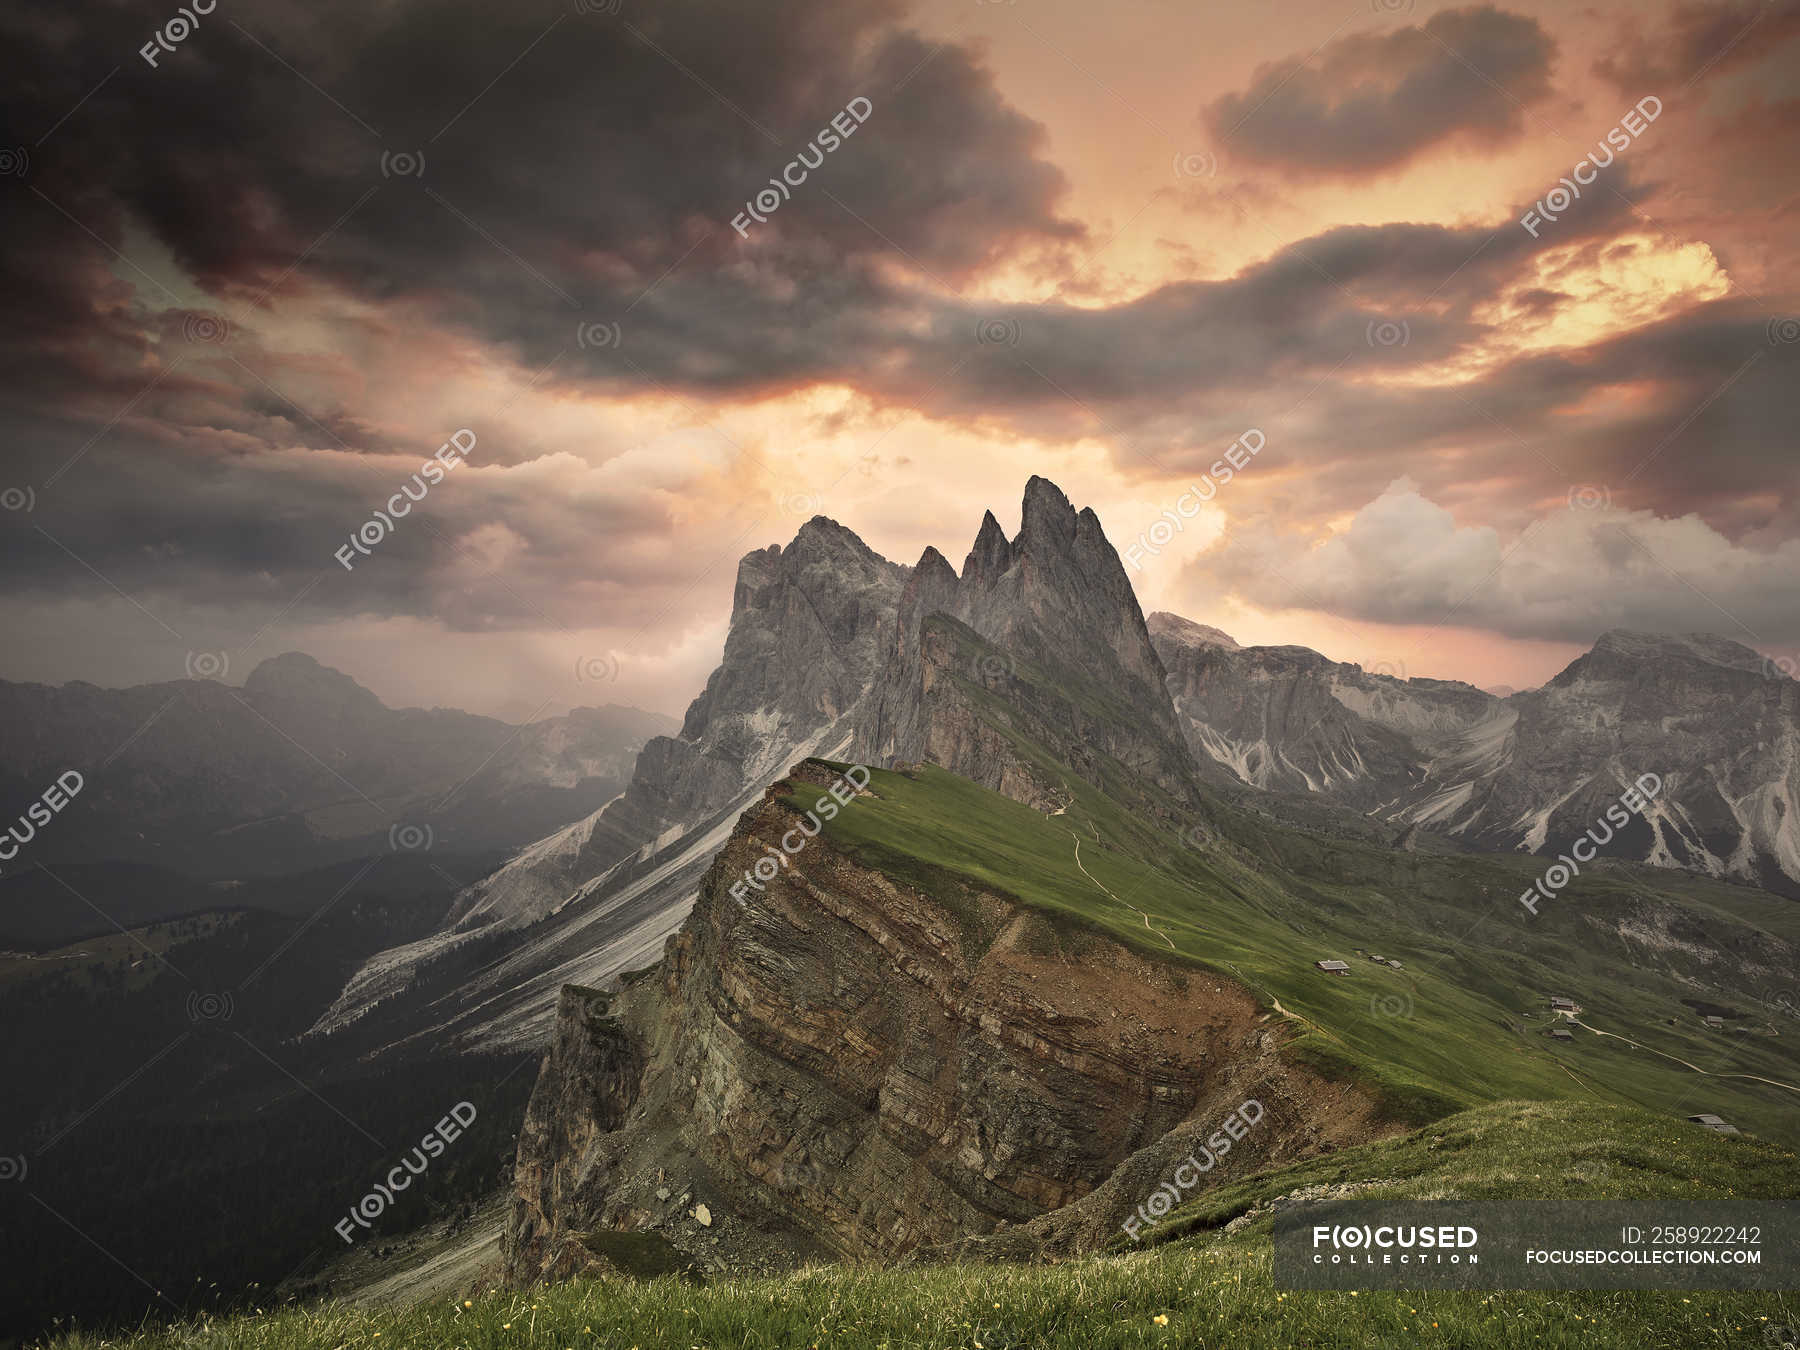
[1152,618,1800,896]
[0,653,677,882]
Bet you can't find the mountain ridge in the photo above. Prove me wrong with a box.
[317,480,1799,1063]
[0,657,677,881]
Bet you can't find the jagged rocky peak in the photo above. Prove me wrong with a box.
[1147,612,1240,652]
[435,514,912,941]
[962,510,1013,585]
[952,476,1170,695]
[894,546,962,659]
[683,515,908,741]
[855,477,1206,812]
[1020,472,1077,541]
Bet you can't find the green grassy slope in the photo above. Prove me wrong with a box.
[46,1100,1796,1350]
[788,759,1800,1142]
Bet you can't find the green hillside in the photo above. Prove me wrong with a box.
[788,759,1800,1141]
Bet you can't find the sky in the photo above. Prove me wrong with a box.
[2,0,1797,720]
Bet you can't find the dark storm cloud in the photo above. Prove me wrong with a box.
[1593,0,1800,91]
[2,0,1795,646]
[0,0,1090,632]
[1,0,1079,417]
[1205,6,1556,177]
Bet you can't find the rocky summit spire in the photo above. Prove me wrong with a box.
[962,511,1013,587]
[856,477,1206,816]
[1018,475,1078,550]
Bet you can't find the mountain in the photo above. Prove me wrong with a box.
[858,479,1210,818]
[304,519,910,1049]
[318,480,1241,1057]
[1151,612,1499,811]
[321,486,1800,1066]
[1152,622,1800,895]
[1409,630,1800,893]
[0,656,676,882]
[444,518,908,934]
[505,763,1385,1284]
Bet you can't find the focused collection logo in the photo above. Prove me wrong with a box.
[1310,1222,1481,1265]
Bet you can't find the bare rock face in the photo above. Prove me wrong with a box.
[1150,617,1499,810]
[1151,621,1800,894]
[448,518,909,932]
[1445,631,1800,893]
[503,764,1387,1282]
[508,985,642,1282]
[858,479,1208,816]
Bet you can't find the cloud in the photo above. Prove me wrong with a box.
[1593,0,1800,91]
[3,0,1797,719]
[1194,478,1800,646]
[0,0,1080,419]
[1205,6,1556,177]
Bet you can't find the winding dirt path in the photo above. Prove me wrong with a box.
[1574,1019,1800,1096]
[1069,832,1176,950]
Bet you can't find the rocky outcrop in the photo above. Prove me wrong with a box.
[504,762,1388,1282]
[1151,619,1800,895]
[447,517,908,932]
[858,479,1209,816]
[508,985,643,1282]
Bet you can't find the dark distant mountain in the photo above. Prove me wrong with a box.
[0,656,677,882]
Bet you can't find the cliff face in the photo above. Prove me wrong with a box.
[1150,612,1501,810]
[505,763,1388,1282]
[1453,630,1800,892]
[858,479,1208,816]
[508,985,643,1282]
[445,517,909,932]
[1151,618,1800,895]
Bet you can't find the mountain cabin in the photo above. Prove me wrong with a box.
[1686,1114,1741,1134]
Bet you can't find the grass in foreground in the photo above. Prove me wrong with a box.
[42,1101,1798,1350]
